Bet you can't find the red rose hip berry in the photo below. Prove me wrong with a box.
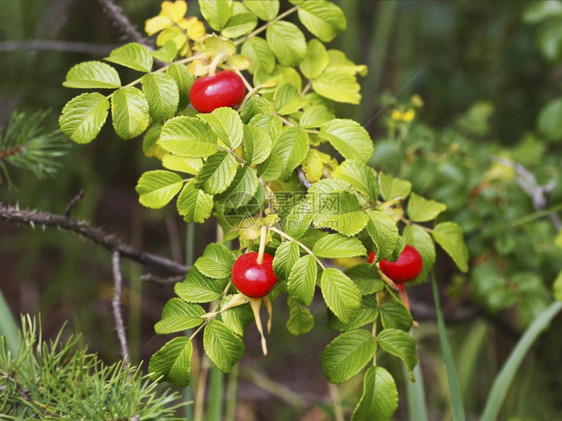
[231,252,278,298]
[378,244,423,284]
[189,70,246,113]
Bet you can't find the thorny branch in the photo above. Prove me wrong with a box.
[98,0,152,48]
[111,250,129,369]
[0,202,190,279]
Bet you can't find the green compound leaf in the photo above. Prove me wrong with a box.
[199,0,233,31]
[273,240,300,281]
[111,87,150,140]
[266,21,307,66]
[220,295,254,337]
[298,0,346,42]
[379,172,412,201]
[313,234,366,258]
[286,297,315,335]
[351,366,398,421]
[194,243,235,279]
[175,266,228,303]
[403,224,436,285]
[241,36,276,74]
[105,42,153,73]
[141,73,179,122]
[300,39,329,80]
[176,180,214,223]
[243,0,279,21]
[154,298,205,334]
[273,128,309,178]
[378,328,418,375]
[320,268,361,323]
[166,64,196,109]
[222,12,258,38]
[149,337,192,387]
[432,222,469,273]
[242,124,272,164]
[158,116,217,158]
[407,192,447,222]
[194,151,238,195]
[62,61,121,89]
[198,107,244,149]
[59,93,109,144]
[203,320,245,373]
[379,301,413,332]
[333,159,379,202]
[319,119,373,162]
[287,254,317,306]
[312,69,361,104]
[215,165,259,209]
[366,211,400,262]
[135,170,183,209]
[321,329,376,384]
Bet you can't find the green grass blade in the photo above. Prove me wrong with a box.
[481,300,562,421]
[405,355,429,421]
[0,287,19,355]
[431,273,466,421]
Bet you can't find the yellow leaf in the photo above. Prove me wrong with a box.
[179,17,207,41]
[301,149,325,183]
[161,0,187,23]
[145,15,173,36]
[226,54,252,71]
[332,257,364,269]
[187,59,210,76]
[157,26,187,49]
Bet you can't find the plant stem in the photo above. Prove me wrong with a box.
[225,363,240,421]
[267,225,326,270]
[328,382,344,421]
[257,225,267,264]
[194,354,211,421]
[207,362,224,421]
[184,222,195,420]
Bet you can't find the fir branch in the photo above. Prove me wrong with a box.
[0,202,190,279]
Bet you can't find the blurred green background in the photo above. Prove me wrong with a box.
[1,0,562,419]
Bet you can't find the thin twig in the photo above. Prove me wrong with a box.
[98,0,152,48]
[140,273,185,285]
[0,202,190,276]
[64,190,84,217]
[0,40,116,55]
[111,250,129,369]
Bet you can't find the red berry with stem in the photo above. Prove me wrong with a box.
[231,252,278,298]
[378,244,423,284]
[189,70,246,113]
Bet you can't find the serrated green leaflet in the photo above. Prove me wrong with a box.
[105,42,153,73]
[366,211,400,261]
[300,39,329,80]
[242,124,272,164]
[249,113,283,139]
[298,0,346,42]
[143,123,164,158]
[403,225,435,285]
[222,12,257,38]
[274,83,308,115]
[327,50,367,76]
[299,105,334,128]
[312,69,361,104]
[166,64,195,109]
[320,268,361,323]
[284,200,314,239]
[197,107,244,149]
[241,36,276,74]
[313,191,369,236]
[175,266,228,303]
[432,222,469,272]
[257,151,284,181]
[351,366,398,421]
[111,87,150,140]
[239,94,273,123]
[135,170,183,209]
[243,0,279,21]
[141,73,179,122]
[378,328,417,376]
[345,264,385,295]
[319,119,373,162]
[379,172,412,201]
[148,337,192,386]
[152,40,178,63]
[203,320,245,373]
[308,178,351,195]
[194,243,235,279]
[287,297,314,335]
[266,21,307,66]
[59,93,109,144]
[158,116,217,158]
[287,255,317,306]
[220,295,253,337]
[273,240,300,280]
[215,165,259,209]
[313,234,366,258]
[194,151,238,195]
[199,0,233,31]
[379,301,413,332]
[154,298,205,334]
[333,159,379,202]
[328,296,379,332]
[321,329,376,384]
[63,61,121,89]
[162,155,203,175]
[176,180,214,223]
[407,192,447,222]
[273,128,309,178]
